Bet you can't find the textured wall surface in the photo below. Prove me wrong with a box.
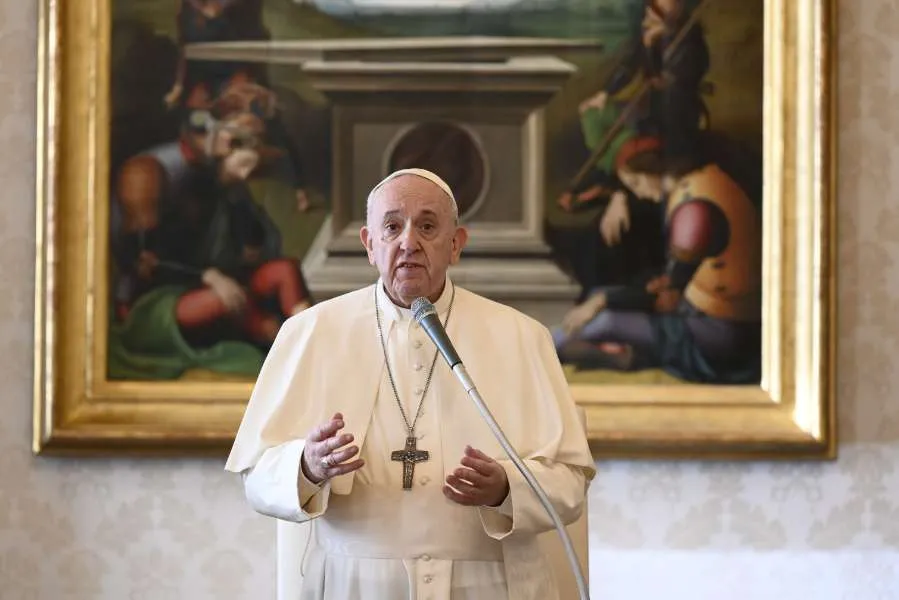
[2,1,898,598]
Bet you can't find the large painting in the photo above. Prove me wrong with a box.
[33,0,837,458]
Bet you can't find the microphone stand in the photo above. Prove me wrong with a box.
[448,363,590,600]
[412,297,589,599]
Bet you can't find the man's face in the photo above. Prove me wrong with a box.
[210,113,264,183]
[618,167,664,202]
[360,175,468,307]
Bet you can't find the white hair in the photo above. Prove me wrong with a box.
[365,168,459,224]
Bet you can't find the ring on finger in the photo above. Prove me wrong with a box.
[320,455,332,468]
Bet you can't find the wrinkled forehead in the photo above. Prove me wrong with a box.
[369,175,455,220]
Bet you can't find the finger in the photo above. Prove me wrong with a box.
[327,445,360,465]
[323,433,355,454]
[452,467,488,487]
[465,446,495,463]
[321,416,347,437]
[230,289,246,312]
[443,484,479,506]
[461,455,496,476]
[445,474,481,497]
[218,290,236,312]
[461,448,500,477]
[231,288,248,309]
[308,418,345,443]
[326,458,365,477]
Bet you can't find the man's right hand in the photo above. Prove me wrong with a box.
[301,412,364,485]
[600,190,631,246]
[579,90,608,114]
[163,84,183,109]
[202,268,247,314]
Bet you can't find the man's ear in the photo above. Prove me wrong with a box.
[450,226,469,265]
[359,226,375,265]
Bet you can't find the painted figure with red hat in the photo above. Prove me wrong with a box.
[552,135,762,384]
[108,81,313,380]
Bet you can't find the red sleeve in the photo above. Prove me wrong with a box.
[667,200,728,263]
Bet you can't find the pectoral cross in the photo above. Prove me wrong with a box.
[391,436,429,490]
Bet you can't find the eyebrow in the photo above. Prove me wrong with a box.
[382,209,439,221]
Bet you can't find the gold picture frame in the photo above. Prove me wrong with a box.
[33,0,837,459]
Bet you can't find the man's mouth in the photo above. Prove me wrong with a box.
[396,262,423,270]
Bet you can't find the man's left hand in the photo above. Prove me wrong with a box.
[444,446,509,507]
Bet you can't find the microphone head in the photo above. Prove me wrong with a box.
[411,297,436,324]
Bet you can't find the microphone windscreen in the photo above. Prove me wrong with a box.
[411,297,436,324]
[411,296,462,368]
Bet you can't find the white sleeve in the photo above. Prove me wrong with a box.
[242,439,332,523]
[477,459,587,540]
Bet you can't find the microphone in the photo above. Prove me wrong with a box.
[411,297,590,600]
[411,297,462,368]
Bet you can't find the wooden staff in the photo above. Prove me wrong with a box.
[565,0,713,194]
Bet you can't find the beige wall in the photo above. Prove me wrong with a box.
[2,1,897,598]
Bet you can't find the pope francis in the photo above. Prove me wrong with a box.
[225,168,596,599]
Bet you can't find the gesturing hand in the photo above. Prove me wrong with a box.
[202,268,247,314]
[301,412,364,484]
[444,446,510,508]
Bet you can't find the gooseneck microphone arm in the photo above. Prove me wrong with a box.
[412,297,590,600]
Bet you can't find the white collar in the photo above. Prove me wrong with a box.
[375,275,455,324]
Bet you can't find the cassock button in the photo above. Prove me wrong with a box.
[413,340,423,349]
[421,554,431,562]
[423,575,433,584]
[414,363,423,371]
[415,387,424,395]
[420,476,430,485]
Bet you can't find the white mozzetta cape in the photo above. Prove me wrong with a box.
[225,282,596,599]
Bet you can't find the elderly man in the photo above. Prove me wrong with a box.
[225,168,595,599]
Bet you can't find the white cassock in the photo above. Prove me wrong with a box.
[225,278,596,600]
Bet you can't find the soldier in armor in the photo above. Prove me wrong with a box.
[552,136,762,384]
[108,82,313,380]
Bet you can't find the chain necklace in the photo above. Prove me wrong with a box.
[375,282,456,489]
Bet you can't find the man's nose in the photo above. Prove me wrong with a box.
[399,223,420,249]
